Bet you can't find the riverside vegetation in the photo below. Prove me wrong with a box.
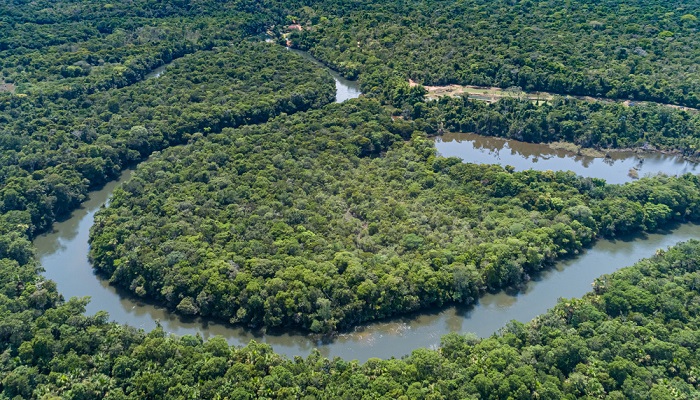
[6,236,700,398]
[420,96,700,159]
[3,0,700,398]
[89,100,700,333]
[0,42,334,235]
[288,0,700,107]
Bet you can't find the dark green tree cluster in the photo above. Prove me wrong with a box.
[417,96,700,157]
[0,0,287,56]
[3,22,220,99]
[0,42,334,235]
[90,99,700,332]
[287,0,700,107]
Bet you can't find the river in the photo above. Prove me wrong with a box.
[286,48,362,103]
[144,46,362,103]
[34,155,700,361]
[435,132,699,185]
[144,63,167,79]
[33,55,700,363]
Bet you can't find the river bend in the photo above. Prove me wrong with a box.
[33,53,700,362]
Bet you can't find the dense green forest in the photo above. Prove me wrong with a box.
[2,0,700,398]
[288,0,700,107]
[0,42,334,235]
[90,100,700,332]
[7,235,700,398]
[0,0,280,97]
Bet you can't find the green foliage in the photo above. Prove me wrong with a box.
[0,41,334,233]
[290,0,700,108]
[5,230,700,398]
[2,1,700,398]
[90,99,700,330]
[422,96,700,158]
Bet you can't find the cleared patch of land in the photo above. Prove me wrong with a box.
[0,81,15,93]
[410,79,698,112]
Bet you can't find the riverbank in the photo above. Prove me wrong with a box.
[495,136,700,165]
[23,42,700,362]
[284,47,361,103]
[410,79,700,113]
[41,112,700,361]
[36,163,700,361]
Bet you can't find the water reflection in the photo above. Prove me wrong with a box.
[435,132,698,184]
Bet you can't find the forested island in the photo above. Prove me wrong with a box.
[3,0,700,398]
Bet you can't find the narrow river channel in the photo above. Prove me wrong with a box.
[33,53,700,362]
[286,47,362,103]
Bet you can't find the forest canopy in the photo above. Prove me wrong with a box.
[6,232,700,398]
[288,0,700,107]
[1,0,700,398]
[419,96,700,158]
[0,42,334,234]
[90,99,700,332]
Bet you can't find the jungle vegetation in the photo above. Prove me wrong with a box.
[418,96,700,158]
[1,0,700,398]
[90,100,700,332]
[0,42,334,235]
[6,232,700,398]
[288,0,700,107]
